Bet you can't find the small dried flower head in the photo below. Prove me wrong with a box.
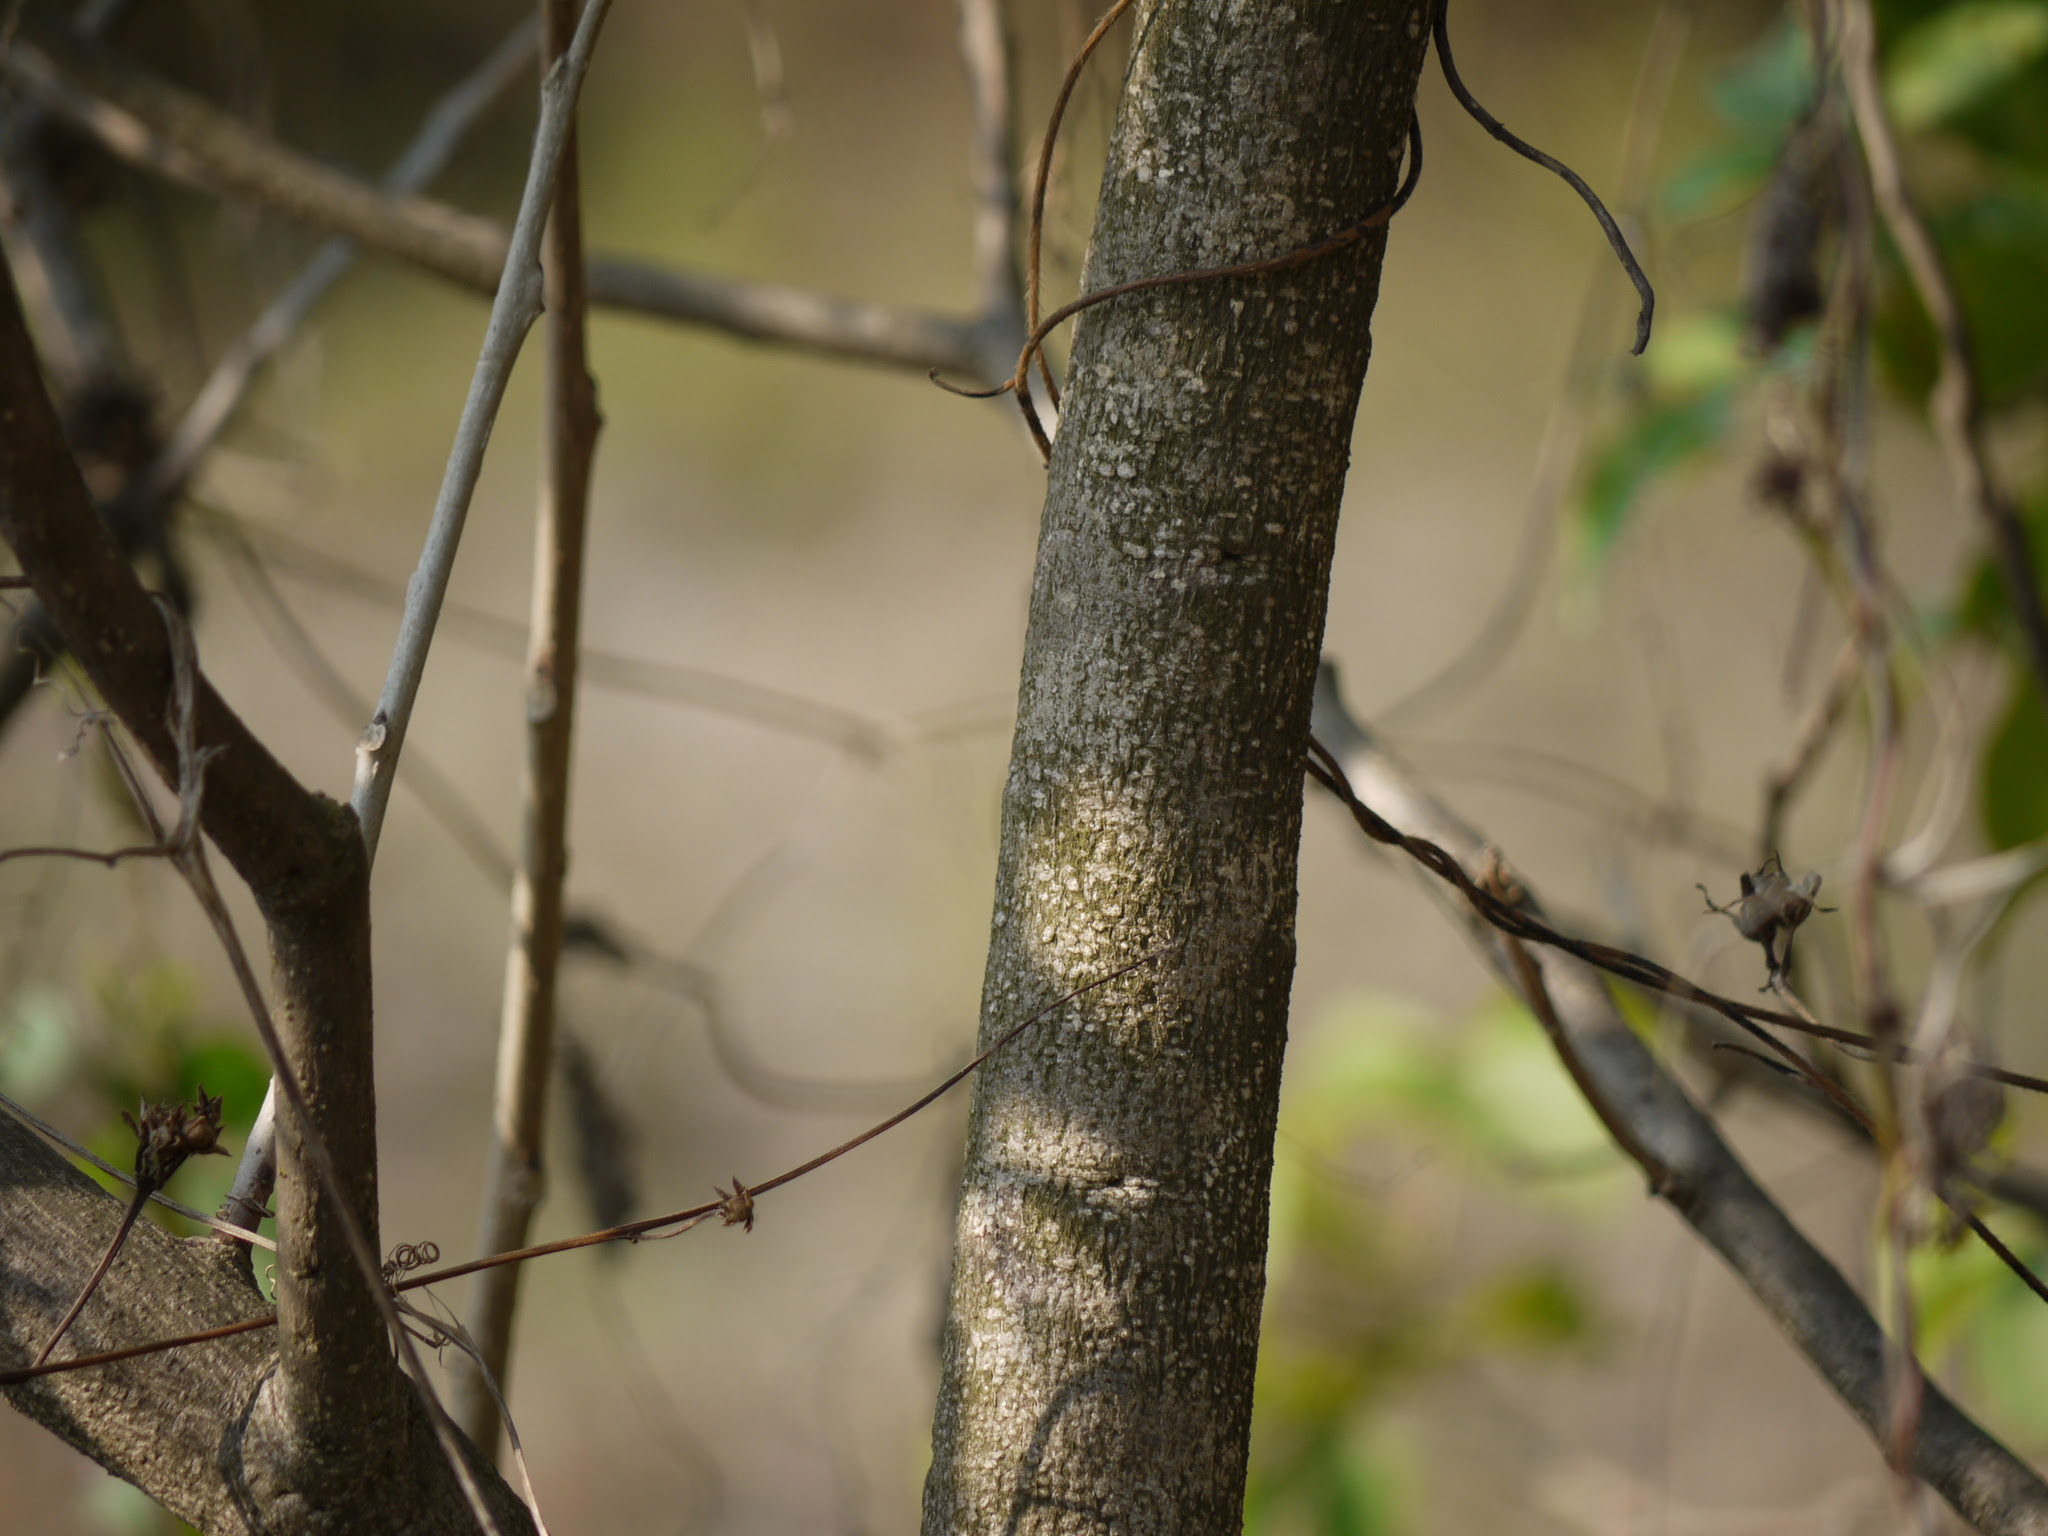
[1699,855,1830,982]
[121,1086,230,1191]
[716,1177,755,1233]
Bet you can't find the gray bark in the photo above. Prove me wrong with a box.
[0,246,532,1535]
[0,1108,528,1535]
[921,4,1431,1532]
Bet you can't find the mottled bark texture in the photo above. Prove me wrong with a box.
[0,253,529,1533]
[922,5,1430,1534]
[0,1111,525,1535]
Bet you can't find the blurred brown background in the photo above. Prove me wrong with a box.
[4,0,2030,1532]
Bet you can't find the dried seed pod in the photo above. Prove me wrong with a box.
[1699,855,1829,981]
[716,1177,755,1233]
[41,1087,230,1366]
[121,1085,229,1190]
[1744,112,1840,354]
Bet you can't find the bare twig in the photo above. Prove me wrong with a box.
[0,143,119,397]
[181,4,614,1501]
[1838,0,2048,719]
[351,0,615,863]
[0,0,134,399]
[1308,667,2048,1533]
[1380,0,1689,725]
[215,4,601,1259]
[215,1080,276,1239]
[205,510,898,756]
[208,516,514,885]
[1303,729,1864,1118]
[1899,842,2048,908]
[0,1088,272,1247]
[0,9,996,382]
[1330,713,2048,1097]
[72,597,508,1531]
[143,17,539,506]
[450,0,605,1452]
[0,945,1175,1388]
[1303,692,2048,1105]
[0,840,169,869]
[196,511,948,1118]
[1796,38,1927,1464]
[32,1089,228,1365]
[0,229,528,1530]
[123,692,512,1536]
[398,1296,555,1536]
[1432,0,1655,353]
[1760,639,1859,861]
[954,0,1025,372]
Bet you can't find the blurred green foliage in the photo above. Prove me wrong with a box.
[1,958,267,1232]
[1,957,263,1529]
[1884,2,2048,134]
[1582,0,2048,859]
[1913,1224,2048,1444]
[1659,20,1813,220]
[1556,0,2048,1480]
[1246,994,1618,1535]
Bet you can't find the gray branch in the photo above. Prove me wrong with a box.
[2,6,996,383]
[952,0,1026,379]
[0,1109,527,1535]
[350,0,615,863]
[145,17,539,505]
[199,20,537,1228]
[1311,664,2048,1536]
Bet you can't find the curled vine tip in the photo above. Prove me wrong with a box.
[929,368,1013,400]
[1433,0,1655,355]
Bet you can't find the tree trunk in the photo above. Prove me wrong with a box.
[921,4,1429,1533]
[0,249,532,1536]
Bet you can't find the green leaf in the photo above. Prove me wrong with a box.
[1467,1263,1598,1351]
[175,1040,271,1131]
[1970,1258,2048,1440]
[1887,2,2048,132]
[1577,389,1734,568]
[1982,673,2048,848]
[1658,141,1781,220]
[1878,183,2048,408]
[1945,483,2048,641]
[1643,312,1748,396]
[1912,1233,2018,1357]
[1659,21,1815,220]
[1712,20,1817,135]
